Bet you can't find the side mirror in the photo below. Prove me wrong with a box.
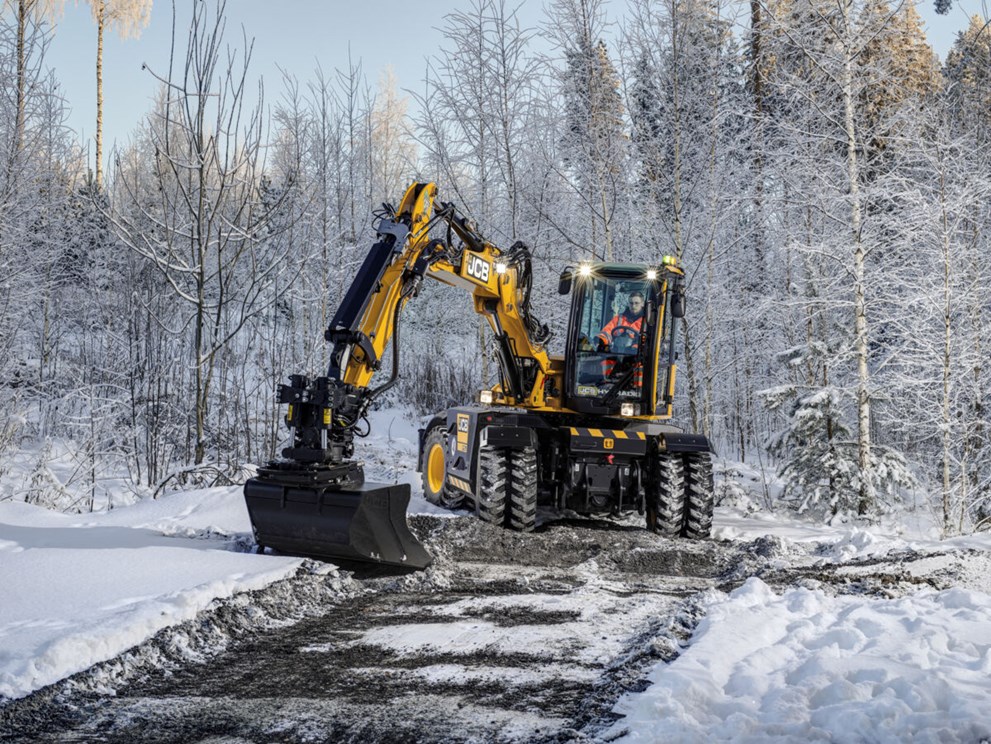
[671,287,685,318]
[558,267,574,295]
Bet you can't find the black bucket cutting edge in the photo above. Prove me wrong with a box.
[244,476,432,569]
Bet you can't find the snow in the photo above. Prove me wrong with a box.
[0,488,303,700]
[327,584,665,671]
[612,578,991,743]
[0,407,447,703]
[2,438,991,742]
[607,459,991,742]
[712,459,991,560]
[357,405,459,517]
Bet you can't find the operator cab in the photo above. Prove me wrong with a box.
[559,262,683,418]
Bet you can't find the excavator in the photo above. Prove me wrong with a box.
[243,182,713,569]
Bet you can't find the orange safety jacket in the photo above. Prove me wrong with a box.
[597,312,644,386]
[596,312,644,349]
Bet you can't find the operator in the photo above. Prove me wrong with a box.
[596,291,644,353]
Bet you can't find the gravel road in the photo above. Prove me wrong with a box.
[0,513,975,744]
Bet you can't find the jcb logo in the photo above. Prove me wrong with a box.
[457,414,470,452]
[603,438,614,450]
[466,254,490,283]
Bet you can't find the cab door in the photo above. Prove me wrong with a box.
[561,267,664,417]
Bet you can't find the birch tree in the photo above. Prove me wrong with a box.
[80,0,152,188]
[877,110,991,533]
[0,0,61,199]
[369,66,415,204]
[415,0,544,245]
[548,0,626,261]
[1,0,61,163]
[0,7,79,454]
[413,0,550,388]
[760,0,923,515]
[624,0,752,446]
[111,0,291,468]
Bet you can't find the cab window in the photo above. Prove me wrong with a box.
[573,276,652,400]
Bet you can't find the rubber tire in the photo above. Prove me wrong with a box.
[477,446,508,526]
[421,426,464,509]
[645,452,686,536]
[508,447,538,532]
[682,452,714,539]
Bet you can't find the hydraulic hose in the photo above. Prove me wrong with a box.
[366,287,408,404]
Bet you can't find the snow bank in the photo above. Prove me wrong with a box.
[613,578,991,742]
[714,500,991,564]
[0,489,302,700]
[0,408,453,702]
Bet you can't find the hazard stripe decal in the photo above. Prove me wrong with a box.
[569,427,646,440]
[448,475,472,493]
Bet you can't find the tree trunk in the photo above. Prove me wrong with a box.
[939,167,953,533]
[598,171,614,261]
[683,323,700,433]
[13,0,30,165]
[670,13,685,263]
[841,5,873,515]
[96,1,105,189]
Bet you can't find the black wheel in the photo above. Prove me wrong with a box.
[682,452,714,539]
[421,426,464,509]
[508,447,538,532]
[477,446,508,526]
[645,452,686,536]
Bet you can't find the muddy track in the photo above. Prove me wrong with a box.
[0,515,975,744]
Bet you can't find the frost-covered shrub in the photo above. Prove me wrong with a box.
[383,331,483,417]
[24,439,80,512]
[762,383,915,518]
[713,461,766,514]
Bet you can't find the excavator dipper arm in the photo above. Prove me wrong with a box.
[243,183,550,569]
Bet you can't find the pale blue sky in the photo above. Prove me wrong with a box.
[40,0,980,174]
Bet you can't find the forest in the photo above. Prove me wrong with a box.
[0,0,987,535]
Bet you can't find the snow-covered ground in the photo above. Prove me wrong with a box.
[0,407,437,701]
[612,577,991,742]
[2,412,991,741]
[0,488,303,699]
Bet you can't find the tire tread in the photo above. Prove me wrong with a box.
[478,446,508,525]
[683,452,714,539]
[508,447,538,532]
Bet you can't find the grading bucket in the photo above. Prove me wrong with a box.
[244,474,432,569]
